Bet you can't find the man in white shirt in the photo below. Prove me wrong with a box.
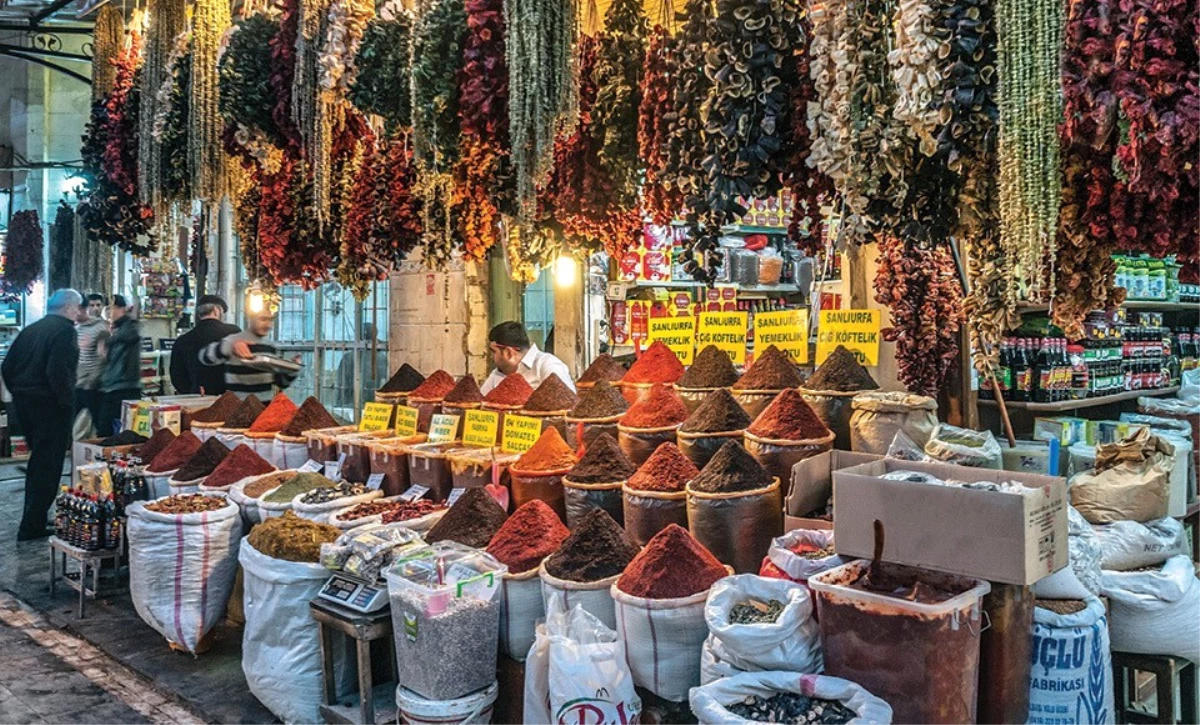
[479,321,576,395]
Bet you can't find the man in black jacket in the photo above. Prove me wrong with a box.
[1,289,82,540]
[169,295,240,394]
[95,295,143,437]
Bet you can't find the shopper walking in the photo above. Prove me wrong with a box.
[480,321,575,394]
[1,289,82,540]
[200,311,300,400]
[169,294,240,394]
[95,294,143,437]
[75,293,109,428]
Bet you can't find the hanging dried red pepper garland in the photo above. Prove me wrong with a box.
[638,26,678,226]
[1,210,43,296]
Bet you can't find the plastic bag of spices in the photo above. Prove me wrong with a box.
[848,392,938,455]
[689,671,894,725]
[759,529,844,584]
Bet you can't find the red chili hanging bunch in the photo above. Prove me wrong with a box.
[373,131,424,263]
[257,157,335,288]
[2,210,43,296]
[875,237,964,397]
[639,26,680,225]
[270,0,302,149]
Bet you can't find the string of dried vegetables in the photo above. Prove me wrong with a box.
[138,0,186,216]
[348,10,414,131]
[189,0,233,206]
[663,0,713,202]
[638,26,679,225]
[91,6,124,102]
[591,0,646,213]
[786,5,833,254]
[48,201,74,291]
[152,31,192,211]
[1,210,42,296]
[219,15,286,149]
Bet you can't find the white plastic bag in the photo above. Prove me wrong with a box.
[500,568,544,661]
[924,424,1002,468]
[700,575,822,683]
[539,563,619,631]
[884,429,932,462]
[1093,517,1188,571]
[1033,506,1102,600]
[612,585,709,702]
[145,470,176,499]
[759,529,844,583]
[1028,596,1114,725]
[689,671,893,724]
[1100,555,1200,664]
[524,603,642,725]
[126,496,243,653]
[290,488,382,524]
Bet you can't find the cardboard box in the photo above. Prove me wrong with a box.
[832,458,1067,585]
[785,451,880,532]
[1033,416,1090,446]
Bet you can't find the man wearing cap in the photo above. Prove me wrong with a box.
[170,294,241,395]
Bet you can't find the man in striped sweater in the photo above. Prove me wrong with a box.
[199,312,300,400]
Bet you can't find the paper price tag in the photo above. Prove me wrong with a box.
[359,402,395,431]
[753,308,809,364]
[816,309,881,366]
[366,473,385,490]
[647,316,696,365]
[394,405,420,437]
[447,488,466,505]
[463,410,499,448]
[428,414,460,443]
[400,484,430,502]
[501,414,543,454]
[696,311,748,365]
[324,461,343,482]
[132,411,152,437]
[299,459,323,473]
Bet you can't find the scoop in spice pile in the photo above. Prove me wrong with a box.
[513,427,578,472]
[223,395,266,429]
[733,345,805,391]
[729,597,785,624]
[98,430,148,446]
[482,373,534,407]
[568,380,629,419]
[190,391,243,423]
[679,388,752,434]
[173,437,231,481]
[279,396,339,437]
[622,340,686,385]
[242,470,296,498]
[247,511,341,563]
[424,487,509,548]
[247,393,298,434]
[803,345,880,392]
[487,500,571,573]
[619,383,689,428]
[146,431,202,473]
[299,482,369,505]
[379,363,426,394]
[617,524,727,599]
[135,428,176,467]
[627,442,700,492]
[677,344,741,389]
[748,389,832,441]
[576,353,627,385]
[203,444,275,489]
[443,375,484,405]
[263,472,338,503]
[567,433,637,483]
[726,692,858,724]
[145,494,228,514]
[409,370,457,400]
[544,509,640,582]
[690,440,774,494]
[523,374,579,412]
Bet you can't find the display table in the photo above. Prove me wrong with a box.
[1112,651,1197,724]
[48,536,125,619]
[309,597,397,725]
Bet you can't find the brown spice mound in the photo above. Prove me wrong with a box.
[577,354,627,384]
[135,428,176,467]
[568,433,637,483]
[174,437,232,481]
[523,374,578,412]
[627,442,699,492]
[1036,598,1088,615]
[620,384,688,428]
[689,440,773,494]
[677,345,741,389]
[247,511,341,563]
[513,428,578,472]
[379,363,425,393]
[242,470,295,498]
[191,392,243,423]
[545,509,640,582]
[146,431,203,473]
[425,488,509,549]
[223,395,266,429]
[679,388,752,433]
[409,370,456,400]
[280,396,339,437]
[733,345,804,390]
[483,374,534,407]
[568,380,629,419]
[443,375,484,404]
[804,345,880,392]
[748,388,832,441]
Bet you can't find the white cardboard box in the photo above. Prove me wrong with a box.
[832,458,1068,585]
[785,451,881,531]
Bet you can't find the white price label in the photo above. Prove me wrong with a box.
[324,461,343,482]
[447,488,466,505]
[400,484,430,502]
[299,460,323,473]
[366,473,385,490]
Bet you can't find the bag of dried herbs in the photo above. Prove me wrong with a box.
[801,345,880,450]
[562,433,637,527]
[675,345,743,414]
[744,390,835,506]
[565,380,629,450]
[677,388,751,469]
[685,441,783,574]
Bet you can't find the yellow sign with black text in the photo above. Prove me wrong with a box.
[816,309,881,366]
[501,414,542,454]
[754,309,809,364]
[394,405,420,437]
[463,410,499,448]
[428,414,460,444]
[647,316,696,365]
[696,312,748,365]
[359,402,395,431]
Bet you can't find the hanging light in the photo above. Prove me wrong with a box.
[554,255,578,288]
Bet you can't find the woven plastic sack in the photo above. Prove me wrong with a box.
[272,434,309,471]
[1029,597,1114,725]
[290,488,383,524]
[678,430,745,470]
[510,468,569,522]
[800,389,857,451]
[1033,506,1102,600]
[564,415,621,451]
[690,671,893,725]
[759,529,844,583]
[500,568,544,661]
[924,424,1002,468]
[743,431,834,514]
[1100,555,1200,664]
[1092,517,1188,571]
[562,476,624,527]
[227,470,294,525]
[612,585,710,702]
[539,563,619,631]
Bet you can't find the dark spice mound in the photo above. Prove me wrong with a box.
[568,380,629,419]
[99,430,148,446]
[409,370,456,400]
[804,345,879,392]
[617,524,726,598]
[203,444,275,489]
[679,388,752,433]
[223,395,266,429]
[191,391,243,423]
[523,374,578,412]
[733,345,804,390]
[174,437,232,481]
[677,345,741,388]
[577,354,627,385]
[380,363,426,393]
[748,389,832,441]
[690,440,773,493]
[483,374,534,407]
[443,375,483,405]
[487,500,570,573]
[545,509,640,582]
[280,396,339,437]
[146,431,203,472]
[568,433,637,483]
[425,488,509,549]
[727,693,857,724]
[136,428,177,466]
[627,442,700,492]
[620,384,688,428]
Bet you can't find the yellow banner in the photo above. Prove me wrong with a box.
[816,309,881,366]
[428,414,460,444]
[647,316,696,365]
[394,405,420,437]
[501,413,543,454]
[132,410,151,437]
[463,409,499,448]
[696,311,748,365]
[359,402,395,431]
[754,309,809,364]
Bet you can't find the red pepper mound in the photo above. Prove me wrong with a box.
[280,396,339,437]
[203,444,275,489]
[620,383,688,428]
[577,353,627,384]
[409,370,456,400]
[136,427,177,468]
[483,373,534,407]
[443,375,484,404]
[617,524,726,599]
[748,388,832,441]
[733,345,805,390]
[247,393,298,434]
[622,340,686,384]
[487,499,570,574]
[191,391,243,423]
[513,427,578,472]
[626,442,699,492]
[146,431,202,473]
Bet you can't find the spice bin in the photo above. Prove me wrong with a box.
[686,477,783,574]
[563,413,621,451]
[618,423,682,467]
[445,448,518,492]
[480,402,522,432]
[304,425,358,465]
[622,485,689,547]
[406,442,462,502]
[336,431,395,483]
[366,435,427,496]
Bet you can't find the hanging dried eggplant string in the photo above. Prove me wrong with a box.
[663,0,713,201]
[190,0,233,208]
[638,26,679,225]
[786,3,833,254]
[138,0,186,216]
[92,6,125,102]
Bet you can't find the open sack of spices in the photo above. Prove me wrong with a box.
[509,428,578,521]
[687,441,784,574]
[245,394,299,465]
[1070,428,1173,524]
[744,390,834,511]
[622,442,699,547]
[228,470,297,525]
[675,345,742,414]
[678,388,752,469]
[618,383,690,466]
[622,340,687,403]
[562,433,637,527]
[1100,555,1200,664]
[801,345,880,450]
[759,530,844,585]
[290,481,382,524]
[540,509,640,631]
[848,392,938,455]
[198,444,276,492]
[168,438,233,492]
[520,374,579,438]
[127,494,243,653]
[689,671,894,725]
[327,497,447,531]
[565,380,629,450]
[274,396,340,469]
[257,472,340,520]
[732,346,805,420]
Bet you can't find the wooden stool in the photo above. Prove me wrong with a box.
[48,536,124,619]
[1112,651,1198,724]
[309,598,397,724]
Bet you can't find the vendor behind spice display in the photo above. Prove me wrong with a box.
[199,310,300,401]
[170,294,241,395]
[480,321,576,395]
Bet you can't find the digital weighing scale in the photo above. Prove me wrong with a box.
[316,574,389,613]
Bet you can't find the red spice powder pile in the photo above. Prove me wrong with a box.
[443,375,484,405]
[203,444,275,489]
[627,442,700,492]
[223,395,266,429]
[146,431,202,473]
[748,388,832,441]
[409,370,457,400]
[577,354,627,385]
[483,374,534,407]
[733,345,805,390]
[191,392,243,423]
[247,393,298,434]
[523,374,578,412]
[617,524,727,599]
[135,428,177,467]
[487,500,571,573]
[513,427,578,472]
[280,396,339,437]
[620,384,688,428]
[622,340,686,385]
